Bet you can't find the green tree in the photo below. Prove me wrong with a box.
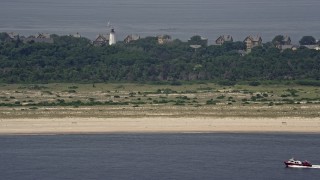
[0,33,320,84]
[299,36,316,45]
[0,32,9,42]
[221,41,245,51]
[272,35,285,46]
[188,35,208,47]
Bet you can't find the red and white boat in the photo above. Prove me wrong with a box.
[284,158,312,168]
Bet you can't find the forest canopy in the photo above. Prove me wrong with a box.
[0,34,320,84]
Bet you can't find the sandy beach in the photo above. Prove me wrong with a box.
[1,83,320,135]
[1,117,319,135]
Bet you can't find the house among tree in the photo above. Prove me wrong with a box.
[188,35,208,47]
[92,34,109,46]
[5,32,20,42]
[303,45,320,50]
[274,35,292,50]
[23,33,54,43]
[124,34,140,43]
[244,35,262,52]
[282,35,291,45]
[157,35,172,44]
[215,35,233,45]
[278,45,299,51]
[92,28,116,46]
[70,32,81,38]
[37,33,51,39]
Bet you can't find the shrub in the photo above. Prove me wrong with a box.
[248,81,261,86]
[206,99,219,105]
[217,95,225,99]
[176,96,190,100]
[42,91,53,95]
[197,87,213,91]
[64,90,76,93]
[218,80,236,86]
[296,80,320,86]
[68,86,78,89]
[14,101,21,105]
[286,89,299,97]
[170,80,182,86]
[174,100,185,105]
[131,101,146,105]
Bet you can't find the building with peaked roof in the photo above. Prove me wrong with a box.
[244,35,262,52]
[23,33,53,43]
[7,32,19,39]
[5,32,20,41]
[278,45,299,51]
[275,35,292,49]
[303,45,320,50]
[157,35,172,44]
[124,34,140,43]
[92,34,109,46]
[93,28,116,46]
[35,33,51,39]
[215,35,233,45]
[282,35,291,45]
[70,32,81,38]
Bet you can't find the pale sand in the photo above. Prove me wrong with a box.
[0,117,319,135]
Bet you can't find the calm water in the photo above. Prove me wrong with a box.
[0,133,320,180]
[1,0,320,42]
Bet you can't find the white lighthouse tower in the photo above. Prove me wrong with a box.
[109,28,116,45]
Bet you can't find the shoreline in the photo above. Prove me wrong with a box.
[1,117,319,135]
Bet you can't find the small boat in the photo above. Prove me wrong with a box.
[284,158,312,168]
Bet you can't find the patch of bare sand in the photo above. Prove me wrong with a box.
[0,117,319,135]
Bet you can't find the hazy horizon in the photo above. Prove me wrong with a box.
[1,0,320,43]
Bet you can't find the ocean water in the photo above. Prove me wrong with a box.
[0,133,320,180]
[1,0,320,43]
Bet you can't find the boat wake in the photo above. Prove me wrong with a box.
[310,165,320,169]
[288,165,320,169]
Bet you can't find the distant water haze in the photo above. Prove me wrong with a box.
[1,0,319,43]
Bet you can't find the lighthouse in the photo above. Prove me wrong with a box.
[109,28,116,45]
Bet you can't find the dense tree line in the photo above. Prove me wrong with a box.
[0,34,320,84]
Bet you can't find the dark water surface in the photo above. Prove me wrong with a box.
[1,0,320,42]
[0,133,320,180]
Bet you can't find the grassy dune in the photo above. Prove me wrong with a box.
[0,83,320,118]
